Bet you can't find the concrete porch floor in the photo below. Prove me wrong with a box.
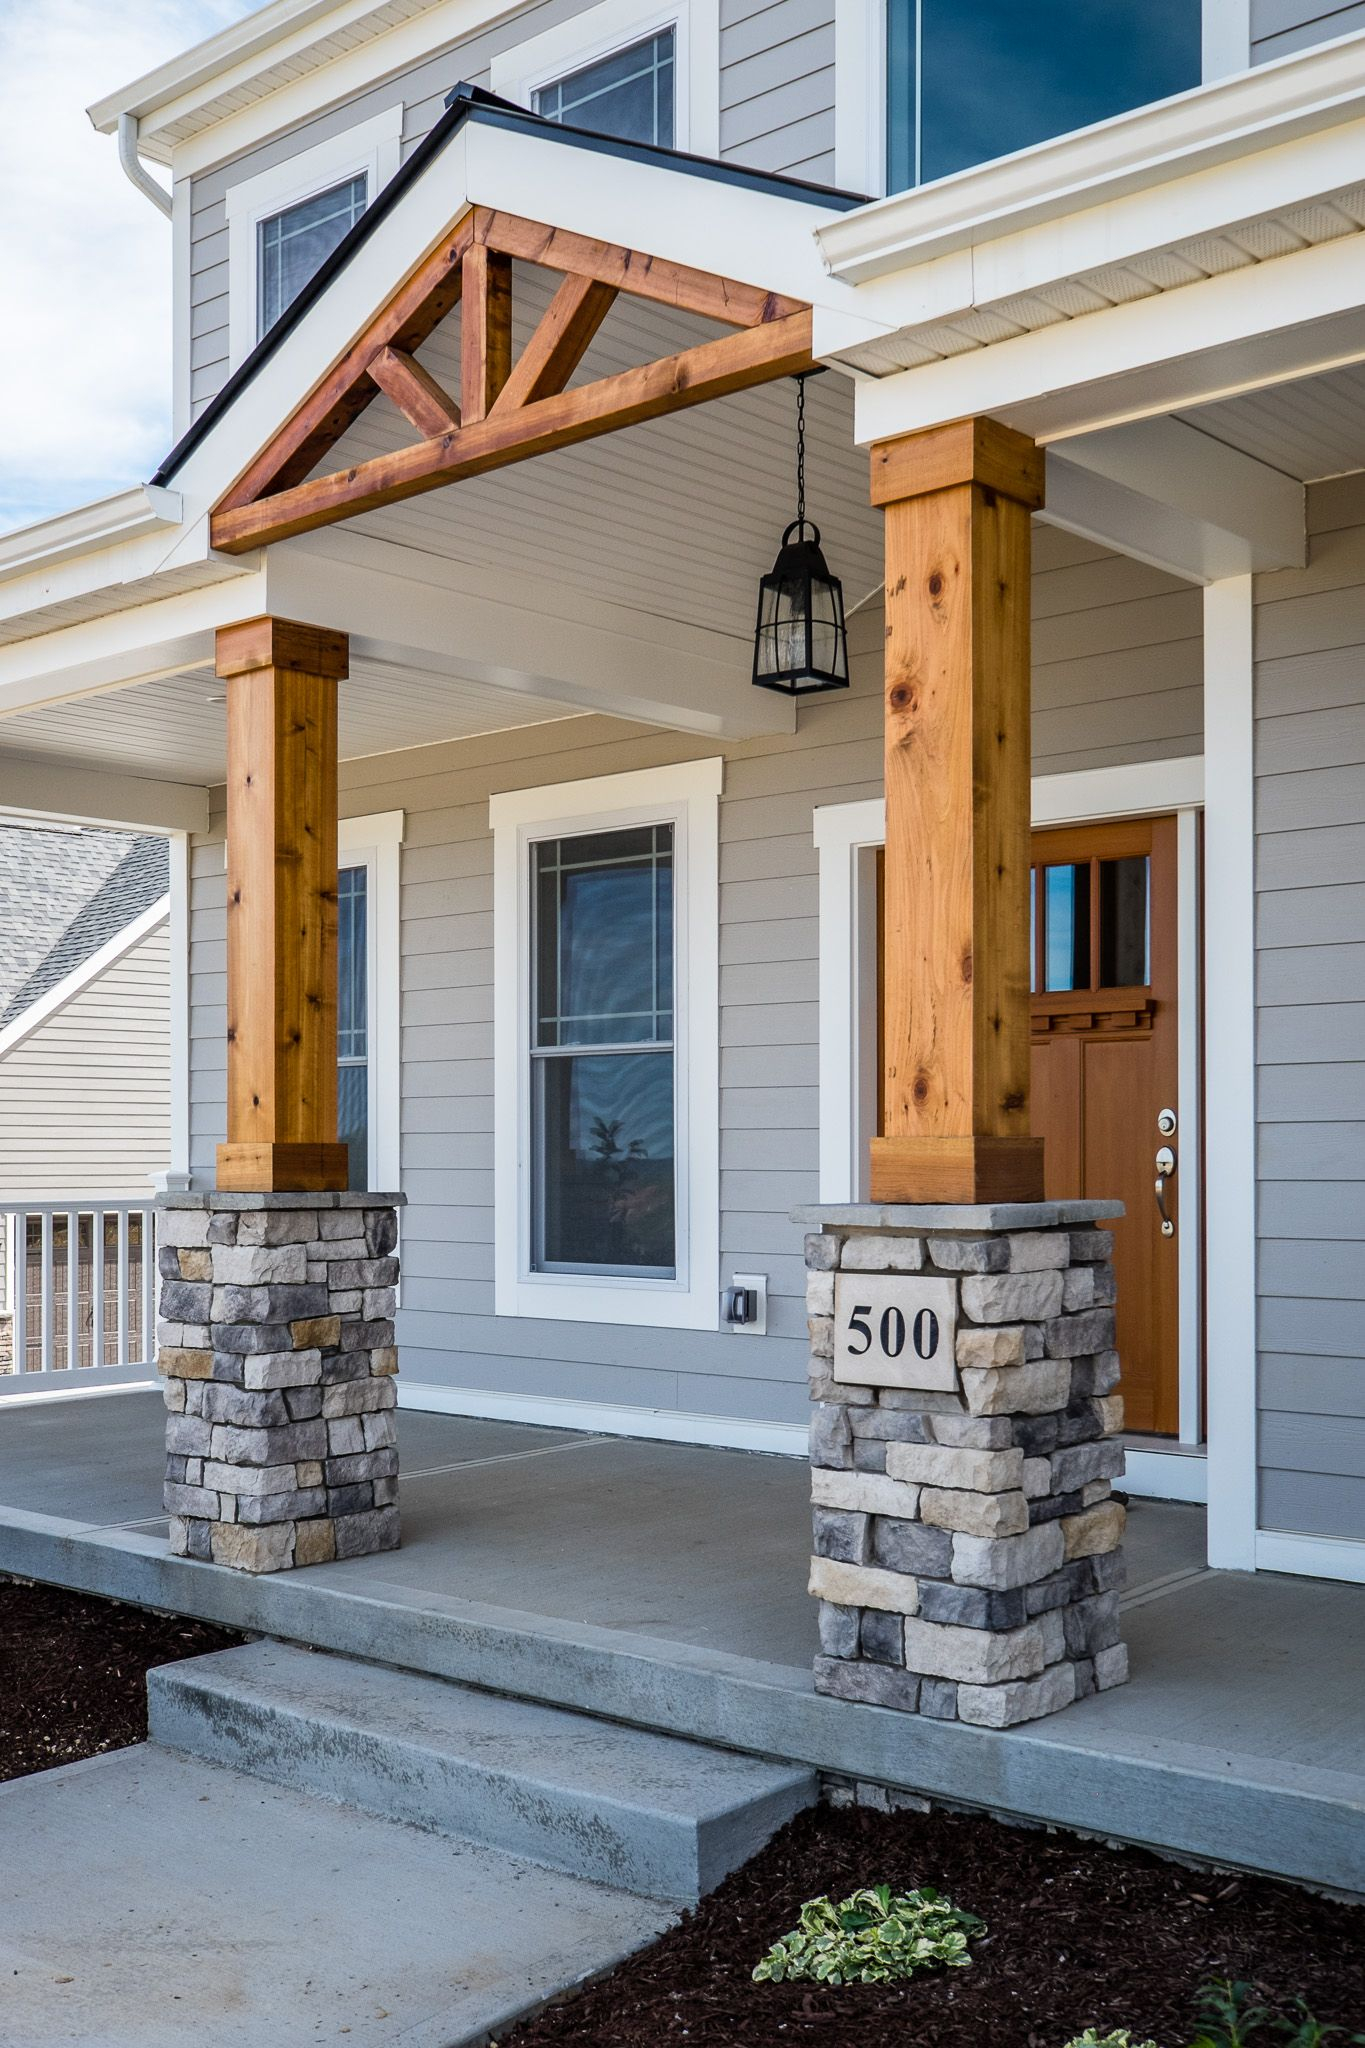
[1,1390,1362,1896]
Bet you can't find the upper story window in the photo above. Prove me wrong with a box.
[886,0,1201,192]
[257,174,368,339]
[533,27,676,146]
[224,107,402,373]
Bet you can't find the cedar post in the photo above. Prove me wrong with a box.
[215,615,350,1194]
[870,418,1046,1205]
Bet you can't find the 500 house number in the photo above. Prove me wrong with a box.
[833,1272,959,1392]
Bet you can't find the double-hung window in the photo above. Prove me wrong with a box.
[534,28,676,146]
[337,861,370,1191]
[334,812,403,1195]
[885,0,1201,192]
[492,762,721,1329]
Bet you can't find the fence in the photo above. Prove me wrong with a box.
[0,1202,157,1392]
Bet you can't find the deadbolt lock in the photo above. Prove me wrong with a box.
[1156,1108,1177,1137]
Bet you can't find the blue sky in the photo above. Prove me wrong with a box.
[0,0,259,533]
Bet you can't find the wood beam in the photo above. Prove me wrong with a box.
[369,346,461,437]
[211,309,814,553]
[217,215,474,514]
[460,243,513,426]
[476,210,805,328]
[215,615,349,1195]
[492,273,618,414]
[871,417,1047,1206]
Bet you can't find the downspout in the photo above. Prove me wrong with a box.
[117,112,172,218]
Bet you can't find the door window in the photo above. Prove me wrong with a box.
[1033,855,1149,995]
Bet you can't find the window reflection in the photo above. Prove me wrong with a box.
[1043,863,1090,993]
[887,0,1200,192]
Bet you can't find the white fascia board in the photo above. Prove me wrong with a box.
[267,531,794,739]
[817,25,1365,286]
[0,571,266,718]
[850,230,1365,445]
[0,758,209,835]
[1042,419,1305,583]
[0,487,182,587]
[0,896,170,1062]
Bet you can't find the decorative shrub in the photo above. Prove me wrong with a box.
[1063,2032,1157,2048]
[752,1883,983,1987]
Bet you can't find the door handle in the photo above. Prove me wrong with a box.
[1155,1145,1176,1238]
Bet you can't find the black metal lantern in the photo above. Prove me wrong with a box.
[752,373,849,696]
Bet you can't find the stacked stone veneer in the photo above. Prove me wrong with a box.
[807,1212,1129,1729]
[157,1192,403,1573]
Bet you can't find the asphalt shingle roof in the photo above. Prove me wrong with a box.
[0,826,169,1032]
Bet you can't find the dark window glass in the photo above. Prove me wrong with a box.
[257,173,368,338]
[1043,862,1090,993]
[338,863,369,1191]
[534,29,675,147]
[886,0,1200,192]
[532,825,675,1275]
[1098,855,1150,987]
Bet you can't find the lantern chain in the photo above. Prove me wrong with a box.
[796,372,808,536]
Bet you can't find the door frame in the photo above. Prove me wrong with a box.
[814,755,1207,1498]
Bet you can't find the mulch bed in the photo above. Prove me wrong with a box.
[0,1575,242,1782]
[499,1802,1365,2047]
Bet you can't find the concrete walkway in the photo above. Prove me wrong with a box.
[0,1743,672,2048]
[3,1391,1363,1895]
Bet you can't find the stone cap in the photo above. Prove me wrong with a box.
[157,1190,406,1209]
[792,1199,1124,1230]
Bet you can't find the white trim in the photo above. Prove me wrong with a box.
[0,487,182,586]
[0,896,170,1062]
[397,1379,807,1455]
[834,0,883,196]
[225,105,403,372]
[339,809,404,1193]
[0,759,209,836]
[1203,0,1251,82]
[0,1372,159,1407]
[490,0,719,157]
[813,797,885,1204]
[1202,576,1258,1572]
[817,26,1365,284]
[1123,1446,1209,1504]
[1254,1530,1365,1586]
[167,834,191,1187]
[491,759,721,1330]
[1032,757,1205,826]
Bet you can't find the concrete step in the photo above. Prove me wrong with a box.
[148,1640,815,1901]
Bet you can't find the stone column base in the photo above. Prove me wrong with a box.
[800,1201,1130,1729]
[156,1191,404,1573]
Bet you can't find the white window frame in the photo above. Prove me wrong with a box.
[338,809,404,1194]
[225,106,403,372]
[490,0,721,157]
[491,760,721,1329]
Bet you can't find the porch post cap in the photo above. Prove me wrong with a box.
[215,615,350,680]
[793,1199,1124,1230]
[870,417,1046,510]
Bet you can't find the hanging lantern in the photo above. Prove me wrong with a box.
[752,372,849,697]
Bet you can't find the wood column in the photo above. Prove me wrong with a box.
[870,418,1046,1206]
[215,616,350,1194]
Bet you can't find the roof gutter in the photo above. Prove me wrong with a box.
[118,112,172,219]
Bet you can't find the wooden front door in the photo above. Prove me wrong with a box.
[1030,815,1182,1436]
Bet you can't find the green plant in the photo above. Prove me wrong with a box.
[1190,1979,1365,2048]
[1063,2032,1158,2048]
[751,1883,983,1987]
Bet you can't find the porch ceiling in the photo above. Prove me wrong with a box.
[1178,358,1365,481]
[312,267,884,645]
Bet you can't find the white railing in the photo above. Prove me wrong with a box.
[0,1200,157,1393]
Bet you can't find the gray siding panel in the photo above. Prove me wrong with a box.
[1256,496,1365,1545]
[1253,0,1365,61]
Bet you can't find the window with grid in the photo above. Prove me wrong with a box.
[531,825,676,1276]
[534,28,675,147]
[338,862,369,1190]
[257,173,368,339]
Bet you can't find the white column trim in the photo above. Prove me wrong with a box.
[834,0,885,196]
[1202,577,1258,1570]
[1203,0,1252,82]
[339,809,404,1194]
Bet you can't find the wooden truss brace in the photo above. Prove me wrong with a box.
[211,206,814,553]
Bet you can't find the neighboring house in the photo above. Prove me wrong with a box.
[0,0,1359,1583]
[0,826,170,1372]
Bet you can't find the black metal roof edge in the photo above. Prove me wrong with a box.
[151,84,867,489]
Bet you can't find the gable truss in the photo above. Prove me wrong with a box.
[211,205,814,553]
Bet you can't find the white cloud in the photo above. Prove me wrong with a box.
[0,0,258,532]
